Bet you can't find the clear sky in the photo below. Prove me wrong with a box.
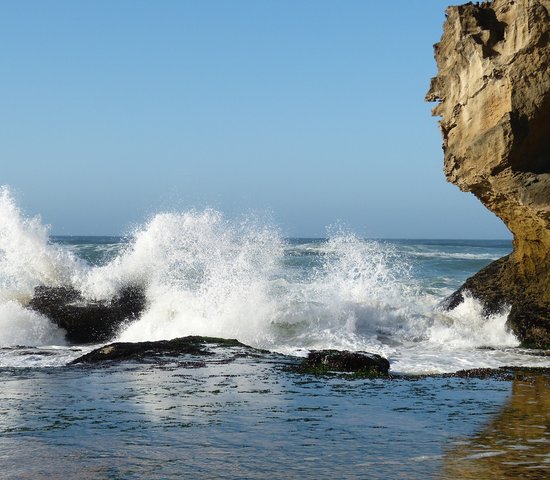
[0,0,511,238]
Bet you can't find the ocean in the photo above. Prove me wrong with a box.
[1,188,549,478]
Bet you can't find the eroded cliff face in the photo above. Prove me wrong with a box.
[427,0,550,347]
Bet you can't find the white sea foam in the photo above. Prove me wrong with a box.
[409,251,499,260]
[263,234,423,355]
[429,293,517,349]
[115,210,284,344]
[0,185,546,372]
[0,300,67,346]
[0,186,83,302]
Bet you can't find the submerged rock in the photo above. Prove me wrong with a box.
[29,285,146,344]
[427,0,550,348]
[70,336,251,364]
[298,350,390,377]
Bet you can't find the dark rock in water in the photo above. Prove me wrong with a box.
[70,336,248,364]
[28,285,146,344]
[442,255,550,349]
[299,350,390,377]
[73,340,390,378]
[434,366,550,380]
[442,256,511,316]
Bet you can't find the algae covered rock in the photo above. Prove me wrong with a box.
[427,0,550,348]
[299,350,390,377]
[70,336,248,364]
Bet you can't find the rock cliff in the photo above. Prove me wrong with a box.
[426,0,550,347]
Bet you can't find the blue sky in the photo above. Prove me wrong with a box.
[0,1,511,238]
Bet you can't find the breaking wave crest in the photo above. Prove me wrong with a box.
[0,187,82,303]
[0,186,522,371]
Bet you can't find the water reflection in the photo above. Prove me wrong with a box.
[442,372,550,479]
[3,358,549,479]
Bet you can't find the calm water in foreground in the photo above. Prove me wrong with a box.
[1,356,549,479]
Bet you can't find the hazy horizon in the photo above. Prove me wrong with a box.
[49,233,513,241]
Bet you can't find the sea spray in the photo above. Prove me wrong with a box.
[0,300,67,346]
[115,210,284,344]
[0,186,530,372]
[265,233,424,356]
[429,292,518,349]
[115,223,424,356]
[0,187,76,345]
[0,187,82,301]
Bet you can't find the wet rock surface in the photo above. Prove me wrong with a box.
[70,336,252,364]
[67,335,550,384]
[71,338,391,377]
[29,285,146,344]
[427,0,550,347]
[297,349,390,377]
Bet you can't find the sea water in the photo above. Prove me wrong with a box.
[1,186,549,478]
[0,186,544,372]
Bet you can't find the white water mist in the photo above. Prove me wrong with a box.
[0,185,528,372]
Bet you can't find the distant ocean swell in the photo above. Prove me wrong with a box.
[1,185,547,373]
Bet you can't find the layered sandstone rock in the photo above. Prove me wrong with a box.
[427,0,550,347]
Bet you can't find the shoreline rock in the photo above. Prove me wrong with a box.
[29,285,146,344]
[70,336,248,364]
[70,337,391,377]
[427,0,550,348]
[297,349,390,377]
[67,335,550,382]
